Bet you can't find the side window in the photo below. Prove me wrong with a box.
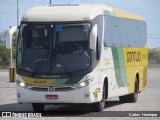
[111,17,121,47]
[119,18,130,47]
[132,21,147,47]
[137,21,147,47]
[133,21,139,47]
[104,16,147,47]
[127,19,134,47]
[104,16,113,47]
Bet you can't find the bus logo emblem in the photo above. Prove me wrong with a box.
[48,87,55,92]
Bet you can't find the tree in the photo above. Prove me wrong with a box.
[0,31,17,69]
[0,45,10,69]
[148,49,160,64]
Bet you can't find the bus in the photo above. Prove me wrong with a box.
[7,4,148,112]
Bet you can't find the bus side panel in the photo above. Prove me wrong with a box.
[104,15,147,95]
[107,47,148,96]
[123,48,148,93]
[101,48,129,98]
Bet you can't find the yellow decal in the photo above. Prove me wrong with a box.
[123,48,148,93]
[124,48,148,67]
[105,60,111,65]
[111,7,144,21]
[20,76,54,86]
[93,88,101,101]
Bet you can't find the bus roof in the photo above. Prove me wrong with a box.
[22,4,105,22]
[22,4,144,22]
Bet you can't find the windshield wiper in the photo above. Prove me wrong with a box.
[32,58,49,64]
[31,52,50,77]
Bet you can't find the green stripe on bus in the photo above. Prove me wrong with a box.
[112,48,123,87]
[53,79,69,84]
[112,48,128,87]
[117,48,128,86]
[52,76,84,85]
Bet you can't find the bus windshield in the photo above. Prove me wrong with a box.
[16,22,91,74]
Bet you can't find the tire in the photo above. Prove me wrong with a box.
[119,95,128,103]
[92,85,106,112]
[128,78,138,102]
[119,77,139,103]
[32,103,45,112]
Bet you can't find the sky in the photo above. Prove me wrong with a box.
[0,0,160,48]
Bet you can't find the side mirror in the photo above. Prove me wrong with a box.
[6,26,18,49]
[89,24,97,49]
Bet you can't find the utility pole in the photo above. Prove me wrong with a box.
[10,0,19,68]
[17,0,19,29]
[9,0,19,68]
[10,26,13,68]
[49,0,52,5]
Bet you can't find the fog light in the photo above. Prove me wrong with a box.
[17,93,21,98]
[85,93,89,98]
[20,82,25,87]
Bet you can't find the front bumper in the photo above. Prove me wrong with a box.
[17,85,95,104]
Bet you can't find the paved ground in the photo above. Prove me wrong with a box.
[0,68,160,119]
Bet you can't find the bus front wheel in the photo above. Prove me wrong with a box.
[119,95,128,103]
[32,103,45,112]
[92,85,106,111]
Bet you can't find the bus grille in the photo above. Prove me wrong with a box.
[29,87,48,91]
[55,87,74,91]
[28,86,76,92]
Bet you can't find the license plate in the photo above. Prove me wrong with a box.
[46,95,58,100]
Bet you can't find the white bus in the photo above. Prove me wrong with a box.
[7,4,148,112]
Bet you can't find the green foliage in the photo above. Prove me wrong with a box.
[157,52,160,63]
[0,45,10,69]
[0,31,17,69]
[148,49,160,63]
[0,31,7,45]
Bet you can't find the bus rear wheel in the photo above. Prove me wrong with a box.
[119,77,138,103]
[32,103,45,112]
[128,78,138,102]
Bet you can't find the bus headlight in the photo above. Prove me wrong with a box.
[20,82,25,87]
[79,81,86,87]
[74,80,89,88]
[17,81,31,88]
[17,81,26,87]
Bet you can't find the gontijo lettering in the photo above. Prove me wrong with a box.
[127,51,141,63]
